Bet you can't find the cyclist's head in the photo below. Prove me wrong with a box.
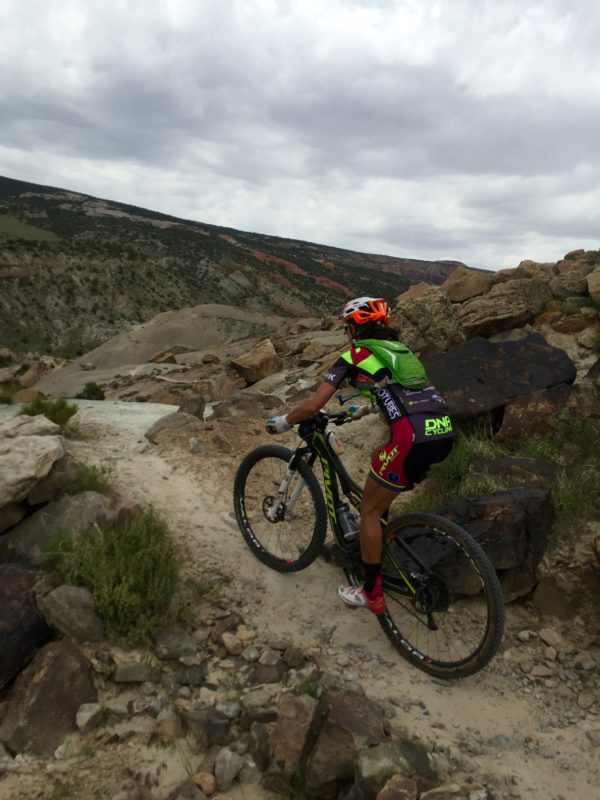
[340,297,389,333]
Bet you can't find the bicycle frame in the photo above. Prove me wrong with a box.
[267,428,361,549]
[265,417,418,599]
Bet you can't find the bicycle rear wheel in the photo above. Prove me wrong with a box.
[233,444,327,572]
[378,512,504,678]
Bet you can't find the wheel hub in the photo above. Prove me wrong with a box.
[263,496,285,523]
[413,573,450,614]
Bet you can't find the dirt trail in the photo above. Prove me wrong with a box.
[47,401,597,800]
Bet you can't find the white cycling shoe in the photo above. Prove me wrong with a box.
[338,585,386,615]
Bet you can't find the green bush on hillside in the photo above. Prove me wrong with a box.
[19,396,78,428]
[75,382,105,400]
[42,507,180,644]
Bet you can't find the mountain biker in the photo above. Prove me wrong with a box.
[266,296,453,615]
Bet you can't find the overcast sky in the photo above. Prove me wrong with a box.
[0,0,598,270]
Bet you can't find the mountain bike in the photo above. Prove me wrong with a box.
[233,410,504,679]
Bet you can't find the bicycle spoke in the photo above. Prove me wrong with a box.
[233,445,327,572]
[378,513,504,677]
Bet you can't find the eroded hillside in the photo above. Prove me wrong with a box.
[0,175,467,355]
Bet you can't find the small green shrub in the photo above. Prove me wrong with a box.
[563,299,581,316]
[69,461,114,494]
[75,382,105,400]
[400,424,507,512]
[292,677,320,699]
[19,396,78,428]
[514,419,600,521]
[42,506,179,644]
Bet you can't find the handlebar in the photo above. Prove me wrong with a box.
[296,409,359,440]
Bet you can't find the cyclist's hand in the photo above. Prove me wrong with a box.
[347,404,377,420]
[265,415,292,434]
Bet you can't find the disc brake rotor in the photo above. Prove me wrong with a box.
[263,496,285,523]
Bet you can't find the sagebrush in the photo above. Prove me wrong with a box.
[42,507,180,644]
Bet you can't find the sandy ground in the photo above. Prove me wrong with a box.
[2,402,599,799]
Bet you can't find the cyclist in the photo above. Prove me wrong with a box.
[266,296,453,614]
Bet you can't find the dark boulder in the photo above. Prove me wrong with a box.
[468,457,559,488]
[497,384,573,440]
[305,690,386,798]
[433,487,554,601]
[423,334,576,424]
[0,638,97,756]
[587,358,600,382]
[0,564,52,689]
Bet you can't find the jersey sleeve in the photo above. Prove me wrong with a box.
[324,356,350,389]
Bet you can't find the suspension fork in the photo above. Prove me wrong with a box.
[265,448,315,521]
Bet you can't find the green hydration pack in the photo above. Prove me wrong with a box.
[356,338,429,389]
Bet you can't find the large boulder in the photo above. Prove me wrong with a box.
[25,454,80,505]
[17,358,57,389]
[0,415,61,439]
[0,501,27,534]
[440,267,495,303]
[458,279,553,338]
[587,266,600,304]
[266,693,319,782]
[0,564,52,689]
[389,286,465,354]
[231,339,283,384]
[0,429,65,509]
[145,411,203,444]
[549,256,596,298]
[434,487,554,601]
[512,260,557,283]
[0,491,116,566]
[423,334,576,424]
[37,585,104,643]
[497,384,573,440]
[305,690,386,798]
[0,638,97,756]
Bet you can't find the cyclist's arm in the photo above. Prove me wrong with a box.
[285,382,337,426]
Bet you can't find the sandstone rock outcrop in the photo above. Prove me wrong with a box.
[231,338,283,384]
[458,278,553,338]
[390,286,465,354]
[440,267,495,303]
[0,417,65,508]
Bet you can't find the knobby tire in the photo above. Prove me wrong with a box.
[233,444,327,572]
[378,512,505,679]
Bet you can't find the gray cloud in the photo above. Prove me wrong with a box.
[0,0,598,269]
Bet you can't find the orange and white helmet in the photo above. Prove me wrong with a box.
[340,296,389,327]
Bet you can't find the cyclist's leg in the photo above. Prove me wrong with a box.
[338,419,413,614]
[359,475,398,564]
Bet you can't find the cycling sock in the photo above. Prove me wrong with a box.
[363,563,382,598]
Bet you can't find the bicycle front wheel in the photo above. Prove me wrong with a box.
[379,512,504,679]
[233,444,327,572]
